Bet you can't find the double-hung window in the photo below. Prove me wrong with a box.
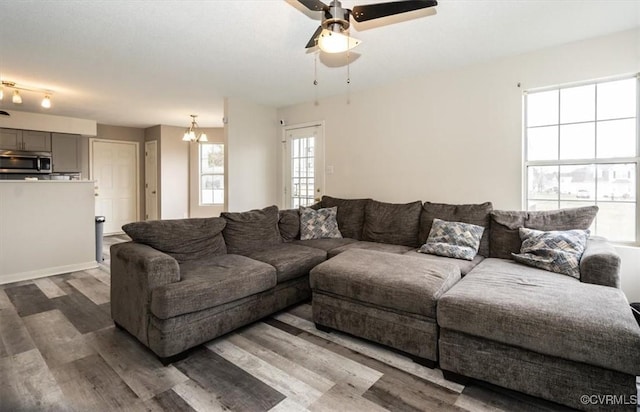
[524,75,639,244]
[200,143,224,205]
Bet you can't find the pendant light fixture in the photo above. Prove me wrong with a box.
[182,115,208,142]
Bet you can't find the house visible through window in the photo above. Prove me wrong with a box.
[200,143,224,205]
[524,75,638,243]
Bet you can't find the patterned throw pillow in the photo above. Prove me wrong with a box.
[512,228,589,279]
[419,218,485,261]
[299,206,343,240]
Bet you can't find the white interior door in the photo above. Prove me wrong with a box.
[91,139,139,234]
[284,124,324,209]
[145,140,158,220]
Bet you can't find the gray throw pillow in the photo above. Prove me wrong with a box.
[321,196,371,240]
[221,205,281,254]
[512,227,590,279]
[489,206,598,259]
[419,202,493,257]
[278,209,300,242]
[362,199,422,247]
[122,217,227,262]
[419,218,485,261]
[299,206,343,240]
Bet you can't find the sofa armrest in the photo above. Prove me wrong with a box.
[110,242,180,344]
[580,237,621,288]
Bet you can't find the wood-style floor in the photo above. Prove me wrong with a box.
[0,235,580,412]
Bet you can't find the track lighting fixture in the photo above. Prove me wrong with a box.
[182,115,208,142]
[0,80,53,109]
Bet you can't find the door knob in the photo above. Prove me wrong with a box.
[152,191,156,194]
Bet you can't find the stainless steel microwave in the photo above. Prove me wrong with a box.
[0,150,52,174]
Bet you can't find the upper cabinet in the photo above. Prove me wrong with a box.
[0,128,52,151]
[52,133,81,172]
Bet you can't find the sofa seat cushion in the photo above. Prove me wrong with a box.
[292,238,358,251]
[327,241,413,258]
[402,250,484,276]
[243,243,327,283]
[150,255,276,319]
[311,249,460,319]
[438,258,640,376]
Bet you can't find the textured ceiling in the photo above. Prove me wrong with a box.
[0,0,638,128]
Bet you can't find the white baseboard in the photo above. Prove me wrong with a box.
[0,261,100,285]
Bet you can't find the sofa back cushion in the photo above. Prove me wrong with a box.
[490,206,598,259]
[221,205,282,254]
[278,209,300,241]
[321,196,370,240]
[122,217,227,262]
[419,201,493,257]
[362,199,422,247]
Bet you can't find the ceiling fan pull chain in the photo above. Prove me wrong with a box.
[346,36,351,105]
[314,50,319,106]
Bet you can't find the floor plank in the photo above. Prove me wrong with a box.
[22,309,95,368]
[207,339,324,407]
[51,353,142,411]
[227,333,335,394]
[4,283,56,317]
[86,326,189,401]
[33,277,67,299]
[0,302,36,357]
[0,349,69,411]
[308,383,390,412]
[67,276,110,305]
[174,347,286,411]
[52,288,112,334]
[240,322,382,394]
[144,388,198,412]
[171,380,230,412]
[274,311,464,393]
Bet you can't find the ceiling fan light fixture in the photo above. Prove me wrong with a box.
[317,28,361,53]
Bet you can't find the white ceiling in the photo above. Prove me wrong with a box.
[0,0,638,128]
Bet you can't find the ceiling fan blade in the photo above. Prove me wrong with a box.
[352,0,437,22]
[305,26,323,48]
[298,0,328,12]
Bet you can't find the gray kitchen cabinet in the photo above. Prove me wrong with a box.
[0,128,52,151]
[52,133,81,172]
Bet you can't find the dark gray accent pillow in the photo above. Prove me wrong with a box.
[321,196,371,240]
[123,217,227,262]
[362,199,422,247]
[419,202,493,257]
[490,206,598,259]
[278,209,300,242]
[221,205,282,254]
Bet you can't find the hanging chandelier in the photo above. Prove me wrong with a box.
[182,115,208,142]
[0,80,53,109]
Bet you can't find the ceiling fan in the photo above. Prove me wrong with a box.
[298,0,438,53]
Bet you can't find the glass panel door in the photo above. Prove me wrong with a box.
[284,125,323,209]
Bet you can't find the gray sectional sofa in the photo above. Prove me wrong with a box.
[110,196,640,410]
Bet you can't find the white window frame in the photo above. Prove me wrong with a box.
[523,73,640,245]
[199,142,225,206]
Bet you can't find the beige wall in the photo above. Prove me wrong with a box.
[226,98,278,212]
[189,127,226,218]
[95,124,146,218]
[277,28,640,301]
[158,125,190,219]
[0,110,96,135]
